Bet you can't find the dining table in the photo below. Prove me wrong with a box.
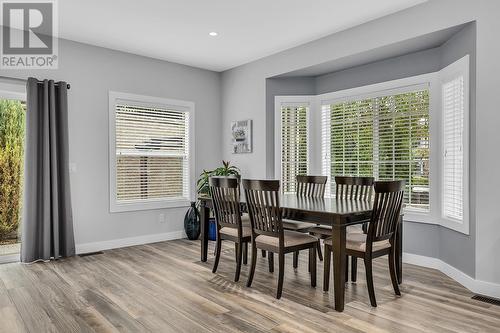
[197,194,403,312]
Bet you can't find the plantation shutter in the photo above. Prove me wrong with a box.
[376,91,430,210]
[115,103,189,203]
[281,105,308,193]
[321,104,332,197]
[321,89,430,210]
[442,75,465,222]
[321,99,375,197]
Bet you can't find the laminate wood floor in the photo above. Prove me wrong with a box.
[0,239,498,333]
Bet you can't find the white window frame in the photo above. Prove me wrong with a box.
[0,81,26,101]
[439,55,470,234]
[275,55,470,234]
[0,81,26,264]
[317,75,439,224]
[109,91,195,212]
[274,96,316,187]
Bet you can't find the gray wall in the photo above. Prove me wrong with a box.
[0,35,222,248]
[222,0,500,285]
[315,47,441,94]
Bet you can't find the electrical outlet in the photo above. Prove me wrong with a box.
[158,213,166,224]
[69,162,77,173]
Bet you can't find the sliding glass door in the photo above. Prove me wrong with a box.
[0,87,26,263]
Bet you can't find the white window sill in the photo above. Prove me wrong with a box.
[110,198,191,213]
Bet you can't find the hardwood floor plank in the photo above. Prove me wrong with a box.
[8,287,59,333]
[81,289,148,332]
[0,305,27,333]
[0,290,27,333]
[73,306,120,333]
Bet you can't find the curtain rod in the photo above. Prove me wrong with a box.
[0,75,71,89]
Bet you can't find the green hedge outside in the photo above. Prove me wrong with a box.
[0,100,25,241]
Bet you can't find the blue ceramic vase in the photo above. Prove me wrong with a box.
[184,202,200,240]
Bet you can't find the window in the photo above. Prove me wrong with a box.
[109,92,194,212]
[440,55,469,233]
[275,97,311,194]
[275,54,470,234]
[442,77,464,221]
[0,81,26,263]
[321,89,430,211]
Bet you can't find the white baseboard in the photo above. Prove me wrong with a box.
[403,252,500,299]
[76,230,186,254]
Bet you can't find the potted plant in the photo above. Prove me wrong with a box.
[197,160,240,196]
[184,161,240,240]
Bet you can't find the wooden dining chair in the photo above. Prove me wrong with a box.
[323,180,405,307]
[308,175,374,280]
[282,175,327,265]
[210,174,251,256]
[209,177,251,282]
[296,175,328,197]
[243,179,318,299]
[335,176,374,201]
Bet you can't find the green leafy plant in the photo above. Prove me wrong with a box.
[0,100,25,241]
[197,160,240,195]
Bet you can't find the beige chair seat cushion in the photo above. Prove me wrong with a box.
[241,213,251,226]
[220,226,252,238]
[282,219,316,231]
[324,233,390,252]
[347,225,364,234]
[255,230,317,249]
[308,225,364,236]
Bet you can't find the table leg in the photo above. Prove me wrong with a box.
[200,201,209,262]
[332,220,346,312]
[396,215,403,284]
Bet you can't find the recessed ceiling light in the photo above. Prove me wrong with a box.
[209,32,218,37]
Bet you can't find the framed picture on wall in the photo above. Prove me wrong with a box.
[231,119,252,154]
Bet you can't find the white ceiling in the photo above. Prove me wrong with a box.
[59,0,427,72]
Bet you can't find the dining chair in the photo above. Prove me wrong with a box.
[243,179,318,299]
[308,175,374,280]
[335,175,375,201]
[211,174,250,257]
[282,175,327,266]
[323,180,405,307]
[209,177,251,282]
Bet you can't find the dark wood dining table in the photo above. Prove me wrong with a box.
[198,194,403,312]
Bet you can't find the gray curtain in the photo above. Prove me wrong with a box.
[21,78,75,263]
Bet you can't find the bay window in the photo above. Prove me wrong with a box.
[275,55,469,234]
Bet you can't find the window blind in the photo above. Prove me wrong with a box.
[321,90,430,210]
[442,76,464,221]
[281,105,308,194]
[115,103,189,203]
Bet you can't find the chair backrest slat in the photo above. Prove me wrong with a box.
[335,176,374,201]
[367,180,405,247]
[296,175,327,198]
[243,180,283,242]
[209,177,243,236]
